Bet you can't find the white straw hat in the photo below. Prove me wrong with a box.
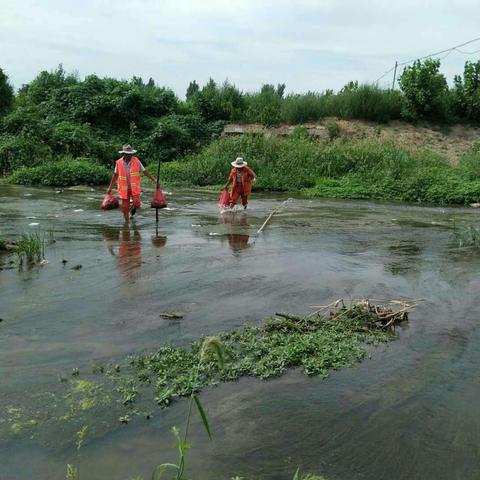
[119,144,137,154]
[231,157,247,168]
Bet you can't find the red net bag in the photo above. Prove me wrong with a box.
[151,188,167,209]
[100,193,119,210]
[218,189,231,208]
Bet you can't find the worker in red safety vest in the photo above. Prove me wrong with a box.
[223,157,257,209]
[107,144,157,223]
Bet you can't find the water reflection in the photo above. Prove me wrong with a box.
[218,212,251,252]
[151,225,167,248]
[102,226,142,281]
[385,240,423,275]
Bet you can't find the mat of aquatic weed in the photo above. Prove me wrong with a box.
[0,300,412,446]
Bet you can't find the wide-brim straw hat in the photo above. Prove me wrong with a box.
[119,144,137,154]
[231,157,247,168]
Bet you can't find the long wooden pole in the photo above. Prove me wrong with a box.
[155,157,161,224]
[252,199,290,244]
[392,61,398,90]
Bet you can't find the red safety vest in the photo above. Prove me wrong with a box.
[116,157,141,199]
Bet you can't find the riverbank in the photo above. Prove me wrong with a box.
[5,132,480,205]
[157,134,480,205]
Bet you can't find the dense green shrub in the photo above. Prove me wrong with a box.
[143,114,224,162]
[0,134,53,175]
[8,158,110,186]
[188,79,245,121]
[399,59,449,121]
[334,84,403,122]
[159,135,480,205]
[243,84,285,125]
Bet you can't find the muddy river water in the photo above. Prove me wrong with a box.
[1,184,480,480]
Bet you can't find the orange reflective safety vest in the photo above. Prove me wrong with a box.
[116,157,141,200]
[227,166,256,196]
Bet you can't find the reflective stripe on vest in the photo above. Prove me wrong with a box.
[116,157,141,199]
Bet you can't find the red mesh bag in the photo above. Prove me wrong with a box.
[101,193,119,210]
[151,188,167,209]
[218,189,231,208]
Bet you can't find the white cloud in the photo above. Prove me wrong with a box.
[0,0,479,95]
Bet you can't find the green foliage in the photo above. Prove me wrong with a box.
[0,134,53,175]
[8,158,110,186]
[189,79,245,121]
[399,59,449,121]
[0,67,14,117]
[243,84,285,125]
[325,121,340,141]
[454,224,480,249]
[453,61,480,122]
[16,232,43,265]
[160,135,480,205]
[186,80,200,100]
[143,114,224,162]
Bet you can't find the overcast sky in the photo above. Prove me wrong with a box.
[1,0,479,97]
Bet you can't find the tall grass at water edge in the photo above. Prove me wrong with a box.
[158,134,480,205]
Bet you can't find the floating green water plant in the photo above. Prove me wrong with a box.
[1,300,412,457]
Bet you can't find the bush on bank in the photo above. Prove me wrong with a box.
[159,134,480,205]
[8,158,110,187]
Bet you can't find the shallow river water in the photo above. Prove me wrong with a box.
[1,184,480,480]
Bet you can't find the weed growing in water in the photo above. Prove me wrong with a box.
[454,224,480,248]
[16,232,43,265]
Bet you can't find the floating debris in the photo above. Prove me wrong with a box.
[308,298,415,330]
[71,264,82,270]
[191,224,201,227]
[159,312,184,320]
[28,222,40,226]
[73,209,84,213]
[61,259,68,265]
[23,193,32,197]
[209,232,221,236]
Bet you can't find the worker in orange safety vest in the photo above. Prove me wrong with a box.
[223,157,257,209]
[107,144,157,223]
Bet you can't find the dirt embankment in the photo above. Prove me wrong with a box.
[223,119,480,164]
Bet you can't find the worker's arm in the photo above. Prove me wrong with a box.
[223,170,233,189]
[143,170,158,184]
[107,172,118,194]
[249,168,257,183]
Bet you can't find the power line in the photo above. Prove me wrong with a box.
[375,35,480,86]
[397,35,480,66]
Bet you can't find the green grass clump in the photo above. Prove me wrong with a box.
[454,224,480,249]
[8,158,110,187]
[16,232,43,265]
[159,134,480,205]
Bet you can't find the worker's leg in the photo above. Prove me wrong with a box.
[121,194,130,223]
[241,193,249,209]
[130,195,141,218]
[229,187,240,207]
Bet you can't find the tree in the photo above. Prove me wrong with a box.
[398,59,449,121]
[186,80,200,100]
[453,61,480,122]
[0,68,14,116]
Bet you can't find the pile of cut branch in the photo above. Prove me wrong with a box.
[309,298,416,330]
